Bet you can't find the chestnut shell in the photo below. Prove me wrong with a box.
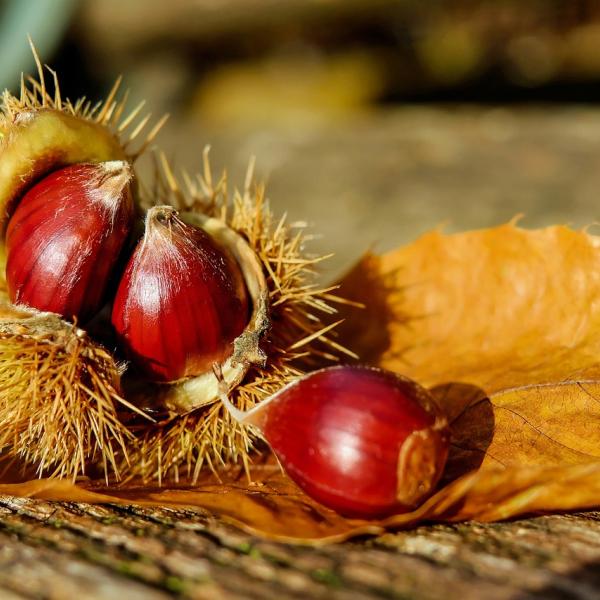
[244,365,450,518]
[5,162,133,323]
[112,206,250,382]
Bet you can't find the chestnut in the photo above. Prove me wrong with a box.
[111,205,250,382]
[220,365,450,518]
[5,161,133,323]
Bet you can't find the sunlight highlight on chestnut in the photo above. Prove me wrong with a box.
[111,205,250,382]
[6,161,133,323]
[220,365,450,518]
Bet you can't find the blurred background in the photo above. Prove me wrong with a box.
[3,0,600,277]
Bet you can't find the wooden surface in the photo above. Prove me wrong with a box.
[4,107,600,598]
[0,496,599,599]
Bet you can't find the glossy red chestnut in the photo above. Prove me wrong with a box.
[221,365,450,518]
[111,205,250,382]
[6,161,133,323]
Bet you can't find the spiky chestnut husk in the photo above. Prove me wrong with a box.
[0,304,139,480]
[0,47,353,482]
[0,46,166,478]
[125,151,358,483]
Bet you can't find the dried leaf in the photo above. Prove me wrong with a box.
[0,460,599,543]
[3,223,600,543]
[338,224,600,392]
[336,224,600,513]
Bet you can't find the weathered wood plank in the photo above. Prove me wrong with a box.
[0,495,599,599]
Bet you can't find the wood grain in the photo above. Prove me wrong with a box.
[0,495,599,599]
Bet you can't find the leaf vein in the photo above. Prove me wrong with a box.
[495,405,599,459]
